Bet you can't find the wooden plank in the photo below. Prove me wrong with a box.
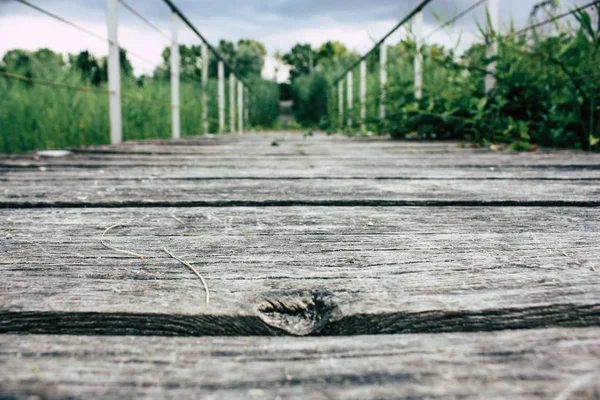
[1,207,599,336]
[1,177,599,207]
[1,328,599,399]
[1,132,599,167]
[2,165,600,180]
[3,148,600,165]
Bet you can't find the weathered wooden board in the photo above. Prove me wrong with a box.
[3,151,600,168]
[1,178,600,207]
[2,165,600,180]
[2,132,600,170]
[1,328,599,399]
[2,207,599,336]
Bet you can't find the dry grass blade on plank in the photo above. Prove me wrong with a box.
[101,224,147,259]
[163,247,210,305]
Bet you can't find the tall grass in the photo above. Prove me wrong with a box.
[0,66,279,153]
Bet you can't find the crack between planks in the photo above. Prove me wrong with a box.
[3,164,600,170]
[0,303,598,337]
[1,177,600,182]
[2,200,600,209]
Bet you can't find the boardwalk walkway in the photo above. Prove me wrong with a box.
[1,132,599,398]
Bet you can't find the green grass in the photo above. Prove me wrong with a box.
[0,70,279,153]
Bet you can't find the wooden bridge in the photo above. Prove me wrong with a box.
[1,131,599,398]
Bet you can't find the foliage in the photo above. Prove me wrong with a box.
[290,71,330,127]
[282,43,315,81]
[154,39,265,82]
[284,41,360,126]
[248,78,280,128]
[318,4,600,150]
[0,45,279,153]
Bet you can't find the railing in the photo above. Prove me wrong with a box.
[3,0,252,145]
[331,0,599,133]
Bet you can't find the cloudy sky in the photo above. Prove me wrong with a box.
[0,0,588,80]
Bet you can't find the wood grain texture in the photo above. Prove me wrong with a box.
[1,328,599,399]
[1,207,599,336]
[2,133,598,207]
[1,178,600,207]
[2,132,600,397]
[2,166,600,180]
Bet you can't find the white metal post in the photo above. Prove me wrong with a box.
[237,81,243,134]
[360,60,367,132]
[338,80,344,129]
[485,0,499,94]
[170,12,180,139]
[414,11,424,100]
[244,87,249,130]
[218,61,225,133]
[229,72,236,133]
[347,70,353,129]
[106,0,122,144]
[379,42,387,121]
[201,44,209,134]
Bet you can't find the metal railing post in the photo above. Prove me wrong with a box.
[379,41,387,122]
[485,0,499,95]
[237,81,244,134]
[347,70,353,129]
[170,11,180,139]
[360,60,367,132]
[201,43,209,134]
[338,80,344,130]
[229,72,236,133]
[106,0,122,144]
[218,61,225,133]
[244,87,249,130]
[414,10,424,100]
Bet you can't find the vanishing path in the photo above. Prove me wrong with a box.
[1,132,599,398]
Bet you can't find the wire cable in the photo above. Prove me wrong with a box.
[117,0,172,42]
[162,0,254,92]
[424,0,487,41]
[332,0,435,85]
[15,0,158,71]
[513,0,599,36]
[0,71,200,110]
[0,70,112,94]
[15,0,109,43]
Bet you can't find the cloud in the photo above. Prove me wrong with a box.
[0,0,591,77]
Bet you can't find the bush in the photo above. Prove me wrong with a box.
[321,5,600,150]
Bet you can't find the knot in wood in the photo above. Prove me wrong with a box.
[257,290,337,336]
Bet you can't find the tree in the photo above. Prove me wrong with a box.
[234,41,264,78]
[282,43,314,81]
[238,39,267,58]
[154,45,204,82]
[153,39,268,81]
[2,48,64,79]
[316,41,348,67]
[209,40,236,78]
[70,50,104,85]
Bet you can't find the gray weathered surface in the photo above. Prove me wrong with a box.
[1,207,599,336]
[2,131,600,398]
[2,133,599,207]
[2,178,600,206]
[1,328,599,399]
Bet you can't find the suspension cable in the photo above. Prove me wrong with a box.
[0,70,112,94]
[117,0,172,42]
[424,0,487,41]
[332,0,435,86]
[15,0,158,71]
[513,0,599,36]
